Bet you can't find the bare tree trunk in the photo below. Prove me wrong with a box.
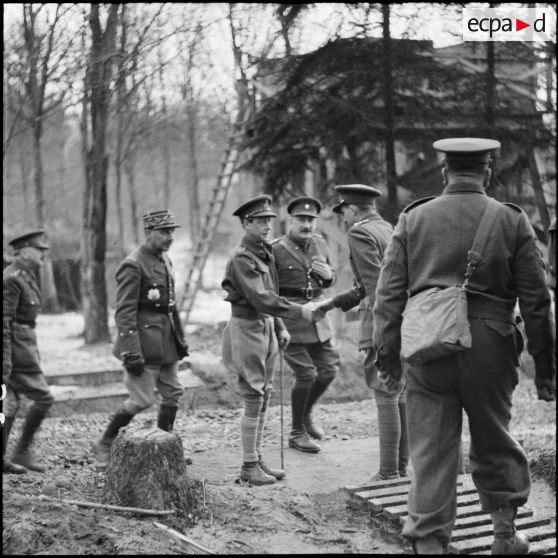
[159,61,172,210]
[19,139,31,223]
[113,5,128,260]
[485,41,495,130]
[81,3,119,344]
[32,120,45,226]
[381,4,398,223]
[186,103,200,242]
[124,153,140,246]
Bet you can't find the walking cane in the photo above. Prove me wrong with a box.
[279,347,285,470]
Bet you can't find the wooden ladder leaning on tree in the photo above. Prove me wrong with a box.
[178,110,252,324]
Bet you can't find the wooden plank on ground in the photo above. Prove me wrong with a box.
[449,523,556,555]
[451,516,550,542]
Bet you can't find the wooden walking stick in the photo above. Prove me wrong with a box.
[279,347,285,470]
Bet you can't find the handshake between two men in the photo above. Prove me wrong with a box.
[300,298,336,322]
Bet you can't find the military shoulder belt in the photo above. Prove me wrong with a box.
[503,202,523,213]
[403,196,437,213]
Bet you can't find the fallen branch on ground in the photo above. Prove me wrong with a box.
[153,521,215,554]
[38,495,175,516]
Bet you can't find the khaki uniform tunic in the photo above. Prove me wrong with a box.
[221,235,303,398]
[372,182,555,546]
[272,232,339,386]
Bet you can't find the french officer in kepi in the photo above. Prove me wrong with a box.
[221,194,319,486]
[3,229,54,474]
[94,210,189,472]
[271,196,340,454]
[372,137,555,554]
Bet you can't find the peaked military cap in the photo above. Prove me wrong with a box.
[287,196,322,217]
[9,229,50,250]
[433,137,501,165]
[233,195,277,220]
[332,184,381,214]
[143,210,181,230]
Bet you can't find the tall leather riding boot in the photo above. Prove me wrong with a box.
[3,417,27,474]
[291,384,310,433]
[289,384,320,453]
[94,409,135,471]
[490,504,529,554]
[303,378,332,440]
[157,405,178,432]
[11,407,49,473]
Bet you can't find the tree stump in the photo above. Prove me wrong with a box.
[106,422,192,513]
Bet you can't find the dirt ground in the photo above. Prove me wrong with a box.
[2,314,556,555]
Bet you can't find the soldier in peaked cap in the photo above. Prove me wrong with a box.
[3,229,54,474]
[372,138,555,554]
[94,210,190,471]
[221,195,321,486]
[270,196,340,454]
[315,184,409,483]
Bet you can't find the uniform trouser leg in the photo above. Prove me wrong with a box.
[460,318,530,511]
[303,340,339,420]
[221,316,277,465]
[402,359,462,548]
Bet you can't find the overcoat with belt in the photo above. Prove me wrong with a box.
[331,212,393,350]
[3,259,44,375]
[112,244,188,365]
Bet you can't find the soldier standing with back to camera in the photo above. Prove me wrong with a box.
[271,196,340,454]
[94,210,189,471]
[3,230,54,474]
[372,138,556,554]
[316,185,409,481]
[221,195,319,486]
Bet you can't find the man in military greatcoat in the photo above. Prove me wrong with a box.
[315,185,409,481]
[372,138,556,554]
[221,195,319,486]
[271,196,340,453]
[3,230,54,474]
[94,210,189,471]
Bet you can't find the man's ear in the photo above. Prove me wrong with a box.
[441,167,448,186]
[484,168,492,189]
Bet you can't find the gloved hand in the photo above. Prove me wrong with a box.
[124,353,145,377]
[277,330,291,351]
[536,379,556,402]
[378,371,404,392]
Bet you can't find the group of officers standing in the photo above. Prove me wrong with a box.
[3,137,555,555]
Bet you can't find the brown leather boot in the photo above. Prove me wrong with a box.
[258,455,286,480]
[303,417,325,440]
[94,409,134,472]
[239,462,276,486]
[3,417,27,474]
[412,536,445,554]
[11,408,49,473]
[289,430,321,453]
[491,504,529,555]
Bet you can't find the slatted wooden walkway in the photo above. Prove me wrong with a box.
[342,475,556,555]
